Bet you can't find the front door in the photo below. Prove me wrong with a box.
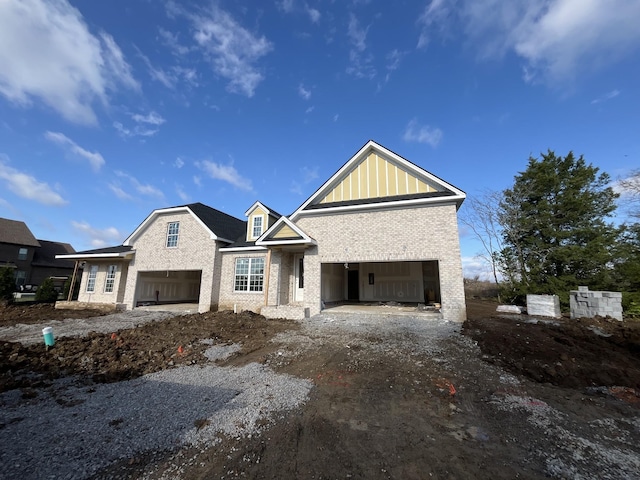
[294,254,304,302]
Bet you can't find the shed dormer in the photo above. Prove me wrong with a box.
[244,201,282,242]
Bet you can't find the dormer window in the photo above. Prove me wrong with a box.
[252,216,263,239]
[166,222,179,247]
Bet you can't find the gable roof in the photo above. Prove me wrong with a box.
[244,201,283,219]
[32,240,76,268]
[290,140,466,220]
[0,218,41,247]
[124,202,246,246]
[256,216,316,246]
[55,245,134,260]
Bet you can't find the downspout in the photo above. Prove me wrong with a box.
[67,260,79,301]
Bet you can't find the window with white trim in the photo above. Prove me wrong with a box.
[234,257,265,292]
[252,216,263,238]
[166,222,179,247]
[104,265,117,293]
[18,248,28,261]
[86,265,98,292]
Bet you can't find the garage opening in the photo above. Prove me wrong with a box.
[322,261,441,306]
[135,270,202,306]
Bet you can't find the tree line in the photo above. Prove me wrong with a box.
[461,151,640,314]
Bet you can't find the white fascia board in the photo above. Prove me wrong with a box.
[294,195,465,217]
[219,246,268,252]
[257,239,317,246]
[55,251,135,260]
[244,201,271,217]
[123,206,218,246]
[290,140,466,221]
[256,216,316,245]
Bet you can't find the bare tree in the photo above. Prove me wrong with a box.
[459,190,503,286]
[618,169,640,220]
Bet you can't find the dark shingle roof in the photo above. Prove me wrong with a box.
[32,240,76,268]
[0,218,41,247]
[185,202,246,243]
[71,245,134,255]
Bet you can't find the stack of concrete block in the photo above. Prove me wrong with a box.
[526,294,561,318]
[570,286,623,321]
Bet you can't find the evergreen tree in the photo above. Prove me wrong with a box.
[0,267,15,303]
[35,278,59,303]
[498,151,620,304]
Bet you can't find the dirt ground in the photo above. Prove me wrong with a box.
[1,299,640,479]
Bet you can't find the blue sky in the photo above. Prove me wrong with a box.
[1,0,639,279]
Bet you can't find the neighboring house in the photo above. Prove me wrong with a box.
[0,217,77,288]
[57,141,467,321]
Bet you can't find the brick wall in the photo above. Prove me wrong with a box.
[218,250,268,312]
[295,202,467,322]
[122,211,219,313]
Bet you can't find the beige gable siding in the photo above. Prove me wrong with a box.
[247,206,268,241]
[319,152,437,204]
[122,211,219,313]
[272,224,298,239]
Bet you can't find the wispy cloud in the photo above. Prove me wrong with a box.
[176,185,190,202]
[298,83,312,100]
[418,0,640,86]
[346,13,376,79]
[167,4,272,97]
[0,155,67,206]
[114,111,166,138]
[0,0,139,125]
[277,1,321,23]
[174,157,184,168]
[113,170,164,199]
[44,131,105,171]
[307,7,321,23]
[107,183,133,201]
[591,89,620,105]
[71,221,123,248]
[290,166,319,195]
[403,119,443,147]
[195,160,253,191]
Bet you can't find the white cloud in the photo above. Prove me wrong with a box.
[305,105,315,114]
[44,131,105,171]
[107,183,133,201]
[168,4,272,97]
[419,0,640,85]
[402,119,443,147]
[346,14,376,79]
[307,7,321,23]
[0,0,139,125]
[333,114,339,122]
[298,83,312,100]
[176,185,190,202]
[114,111,166,138]
[174,157,185,168]
[461,256,496,281]
[71,221,123,248]
[114,170,164,199]
[591,89,620,105]
[195,160,253,191]
[0,155,67,206]
[193,176,202,187]
[131,111,166,126]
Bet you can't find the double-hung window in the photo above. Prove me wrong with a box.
[252,216,263,239]
[166,222,179,248]
[104,265,117,293]
[86,265,98,293]
[18,248,28,261]
[234,258,265,292]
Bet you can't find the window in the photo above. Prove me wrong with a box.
[86,265,98,292]
[18,248,28,260]
[252,216,263,238]
[104,265,117,293]
[15,271,26,286]
[166,222,179,247]
[234,257,265,292]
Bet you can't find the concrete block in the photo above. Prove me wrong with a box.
[527,294,561,318]
[497,305,523,314]
[578,286,589,292]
